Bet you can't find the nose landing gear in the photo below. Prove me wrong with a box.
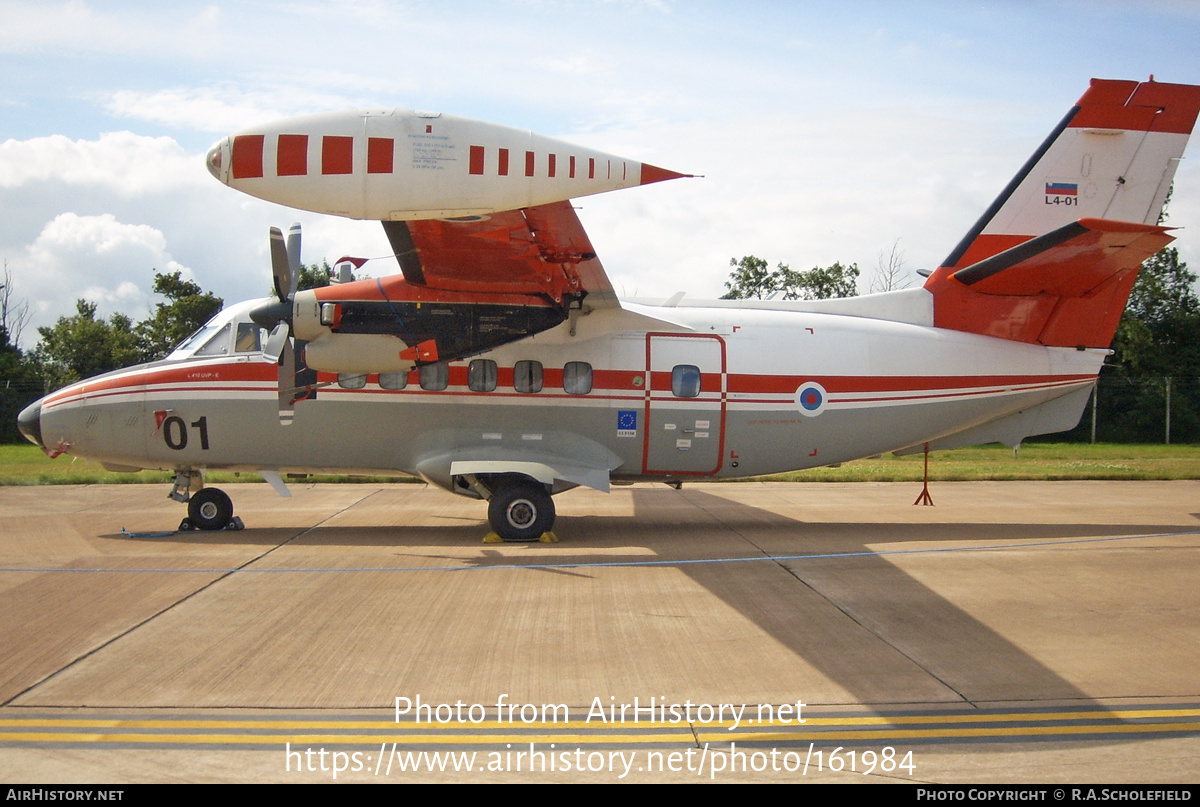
[186,487,235,531]
[170,470,242,532]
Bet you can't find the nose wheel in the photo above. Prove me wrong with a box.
[185,487,235,531]
[487,480,555,542]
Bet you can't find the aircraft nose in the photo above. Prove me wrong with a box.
[17,398,43,449]
[205,138,226,182]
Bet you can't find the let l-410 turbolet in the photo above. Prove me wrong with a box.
[20,79,1200,540]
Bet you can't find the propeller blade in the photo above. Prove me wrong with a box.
[263,322,290,363]
[269,226,290,302]
[278,338,295,426]
[287,222,302,299]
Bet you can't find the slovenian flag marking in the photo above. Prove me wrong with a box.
[1045,182,1078,196]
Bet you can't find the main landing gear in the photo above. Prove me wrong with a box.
[459,473,558,542]
[169,470,242,531]
[488,479,556,542]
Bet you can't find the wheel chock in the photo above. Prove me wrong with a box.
[483,530,559,543]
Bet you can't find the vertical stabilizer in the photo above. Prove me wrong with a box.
[936,78,1200,272]
[924,78,1200,348]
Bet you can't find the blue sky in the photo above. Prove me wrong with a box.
[4,0,1200,343]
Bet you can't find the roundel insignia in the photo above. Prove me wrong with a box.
[795,382,827,417]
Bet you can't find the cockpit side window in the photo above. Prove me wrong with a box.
[173,324,220,354]
[194,323,233,356]
[235,322,263,353]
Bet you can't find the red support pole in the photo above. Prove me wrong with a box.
[913,441,934,506]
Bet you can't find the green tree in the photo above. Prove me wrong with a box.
[0,262,43,441]
[722,256,774,299]
[1056,244,1200,443]
[136,271,223,361]
[296,261,333,291]
[0,319,41,442]
[722,256,860,300]
[32,300,141,389]
[774,261,860,300]
[1109,246,1200,379]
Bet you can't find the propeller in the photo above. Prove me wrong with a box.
[251,223,303,425]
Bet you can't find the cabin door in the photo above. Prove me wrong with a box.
[643,333,726,475]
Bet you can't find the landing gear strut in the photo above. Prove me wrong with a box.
[487,479,556,541]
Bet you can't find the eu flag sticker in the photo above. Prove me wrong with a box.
[617,410,638,437]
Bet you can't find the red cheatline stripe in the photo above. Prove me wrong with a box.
[725,372,1092,396]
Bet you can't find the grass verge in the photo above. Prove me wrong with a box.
[2,442,1199,486]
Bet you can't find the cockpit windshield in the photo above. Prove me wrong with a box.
[165,299,269,361]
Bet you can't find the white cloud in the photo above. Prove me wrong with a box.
[14,213,185,329]
[2,1,1199,354]
[0,132,200,194]
[102,85,377,134]
[0,0,225,59]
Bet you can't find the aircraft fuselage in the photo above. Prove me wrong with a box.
[30,296,1103,496]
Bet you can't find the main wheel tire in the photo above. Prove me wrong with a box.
[488,481,555,542]
[187,487,234,531]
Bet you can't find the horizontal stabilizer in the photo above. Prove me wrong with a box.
[928,218,1173,347]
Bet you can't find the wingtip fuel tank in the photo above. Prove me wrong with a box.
[206,109,691,220]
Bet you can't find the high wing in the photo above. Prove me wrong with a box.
[206,107,689,378]
[287,201,640,374]
[381,201,618,310]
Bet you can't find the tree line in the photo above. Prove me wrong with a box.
[0,263,333,443]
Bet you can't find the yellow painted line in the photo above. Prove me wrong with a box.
[0,732,696,746]
[699,722,1200,743]
[3,707,1200,748]
[2,721,1200,747]
[2,707,1200,732]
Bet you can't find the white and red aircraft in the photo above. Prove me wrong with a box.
[18,78,1200,540]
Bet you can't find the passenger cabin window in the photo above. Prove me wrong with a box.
[514,360,543,393]
[672,364,701,398]
[468,359,497,392]
[379,371,407,390]
[563,361,593,395]
[195,323,233,356]
[338,373,367,389]
[419,362,449,391]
